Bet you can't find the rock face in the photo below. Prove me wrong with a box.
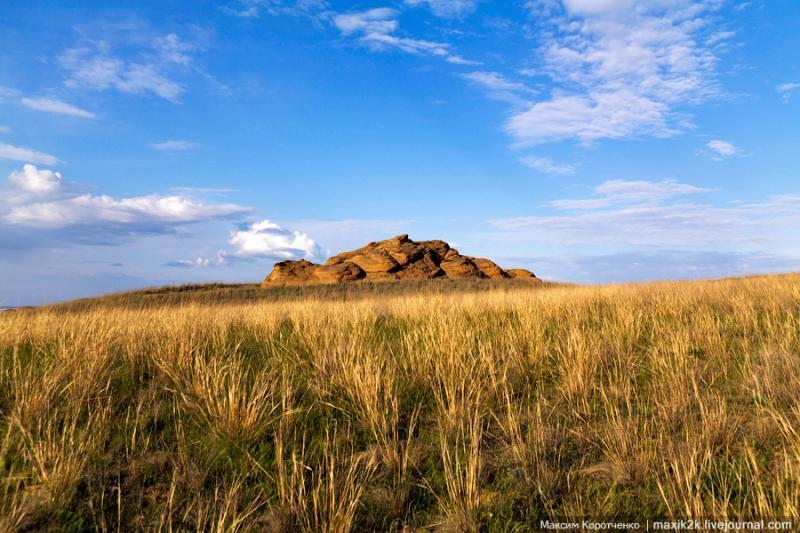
[506,268,538,280]
[261,234,538,286]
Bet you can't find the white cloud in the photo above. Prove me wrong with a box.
[560,0,633,16]
[405,0,477,19]
[20,97,95,118]
[548,197,612,210]
[151,140,198,151]
[510,0,721,145]
[166,251,229,268]
[519,155,576,175]
[546,178,707,209]
[506,91,674,146]
[332,7,474,64]
[706,139,737,160]
[594,178,709,202]
[463,72,522,91]
[153,33,196,65]
[462,71,536,105]
[175,257,213,268]
[333,8,399,35]
[0,126,9,133]
[222,0,325,18]
[487,198,800,248]
[58,42,186,102]
[0,86,21,99]
[519,250,798,284]
[229,220,318,259]
[8,164,63,195]
[2,165,250,230]
[484,179,800,251]
[0,143,60,166]
[777,82,800,101]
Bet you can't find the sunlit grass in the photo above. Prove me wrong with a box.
[0,273,798,530]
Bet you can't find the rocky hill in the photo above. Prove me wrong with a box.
[262,234,538,286]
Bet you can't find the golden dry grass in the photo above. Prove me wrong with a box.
[0,274,799,530]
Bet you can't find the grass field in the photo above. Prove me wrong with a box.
[1,274,799,531]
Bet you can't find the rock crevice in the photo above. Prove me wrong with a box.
[261,234,538,286]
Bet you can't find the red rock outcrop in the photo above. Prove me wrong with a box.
[261,235,538,286]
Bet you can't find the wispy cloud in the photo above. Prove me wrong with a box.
[0,126,9,133]
[462,71,536,105]
[169,187,238,195]
[151,140,198,151]
[229,220,318,259]
[706,139,737,160]
[0,143,60,166]
[546,178,708,209]
[2,164,251,233]
[58,33,199,102]
[592,179,710,203]
[486,179,800,250]
[518,250,798,284]
[0,86,20,99]
[165,251,229,268]
[332,7,475,65]
[221,0,328,18]
[20,97,96,118]
[508,0,723,146]
[405,0,477,19]
[777,82,800,101]
[519,155,576,175]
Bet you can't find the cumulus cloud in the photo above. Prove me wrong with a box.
[20,97,95,118]
[332,7,474,65]
[519,155,576,175]
[229,220,318,259]
[706,139,737,160]
[0,143,60,165]
[151,140,198,151]
[509,0,722,145]
[2,164,250,233]
[8,164,63,195]
[405,0,477,19]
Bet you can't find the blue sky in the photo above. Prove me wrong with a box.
[1,0,799,305]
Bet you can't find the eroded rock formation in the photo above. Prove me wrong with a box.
[261,234,538,286]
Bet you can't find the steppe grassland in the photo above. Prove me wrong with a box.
[0,274,799,531]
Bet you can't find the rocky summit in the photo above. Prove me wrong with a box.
[261,234,538,286]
